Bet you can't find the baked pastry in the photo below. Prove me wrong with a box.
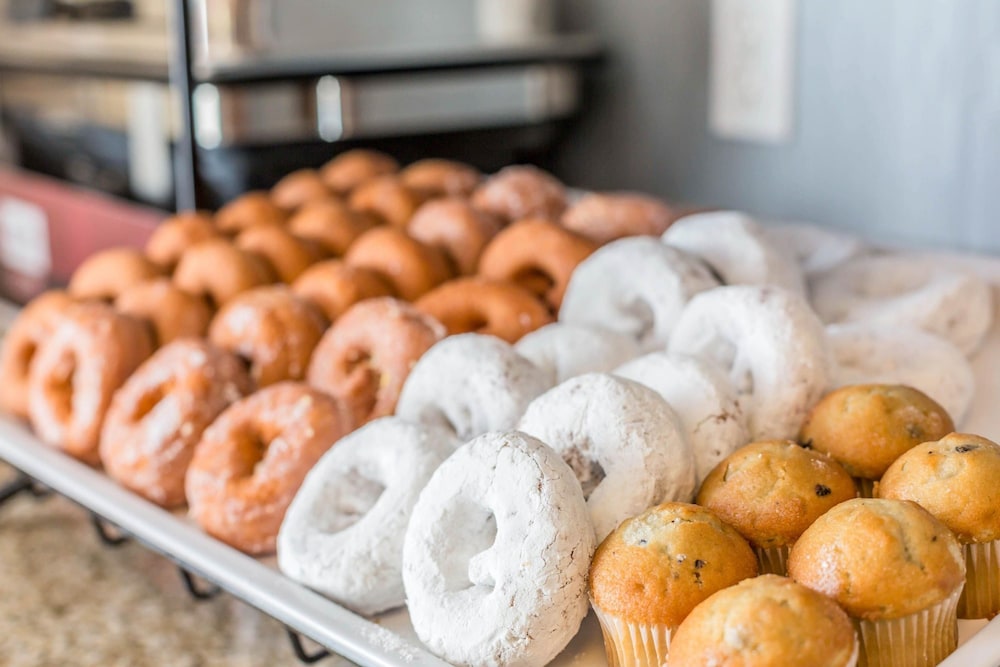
[344,227,452,301]
[144,211,219,272]
[588,502,758,667]
[402,431,594,667]
[172,239,275,309]
[669,575,858,667]
[115,278,213,346]
[214,191,287,233]
[414,277,553,343]
[788,498,965,667]
[407,198,501,275]
[515,322,639,386]
[562,192,676,244]
[471,164,567,223]
[878,433,1000,619]
[287,197,378,257]
[320,148,399,195]
[291,260,394,322]
[270,169,331,211]
[235,225,323,283]
[348,175,423,229]
[399,158,481,199]
[68,248,162,302]
[697,440,856,574]
[799,384,954,496]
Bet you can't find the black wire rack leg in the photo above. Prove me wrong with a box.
[90,514,130,547]
[0,473,32,507]
[286,629,331,664]
[177,567,221,601]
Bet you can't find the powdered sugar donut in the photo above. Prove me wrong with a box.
[278,417,456,615]
[762,222,866,276]
[810,254,993,356]
[514,323,640,386]
[826,322,974,425]
[669,286,831,441]
[559,237,719,351]
[395,334,549,442]
[403,431,594,667]
[517,373,695,540]
[662,211,806,295]
[615,352,750,486]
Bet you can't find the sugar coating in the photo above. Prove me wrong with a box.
[395,334,550,442]
[762,221,866,277]
[663,211,806,295]
[277,417,457,615]
[559,237,719,352]
[615,352,750,486]
[811,253,993,356]
[514,323,639,386]
[669,286,831,441]
[517,373,695,541]
[402,431,594,667]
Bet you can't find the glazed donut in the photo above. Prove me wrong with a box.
[344,227,452,301]
[307,297,445,426]
[402,430,594,667]
[27,302,154,464]
[209,286,326,387]
[0,290,74,417]
[278,417,458,615]
[559,237,720,351]
[514,322,640,386]
[407,198,501,274]
[668,285,831,441]
[320,148,399,195]
[214,191,287,234]
[826,322,974,425]
[471,165,567,223]
[562,192,676,244]
[662,211,807,295]
[762,221,866,277]
[348,175,423,229]
[287,197,378,257]
[115,278,212,346]
[518,373,696,540]
[399,158,481,198]
[810,254,993,356]
[99,339,252,508]
[144,211,219,272]
[478,218,597,311]
[395,333,550,441]
[185,382,351,554]
[68,248,162,302]
[270,169,332,211]
[615,351,750,485]
[173,239,274,309]
[414,278,553,343]
[235,225,323,283]
[291,260,394,322]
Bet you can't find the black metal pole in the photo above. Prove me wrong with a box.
[169,0,200,211]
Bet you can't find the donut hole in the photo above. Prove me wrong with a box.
[45,350,77,421]
[130,381,174,422]
[437,496,498,592]
[16,341,37,375]
[512,267,554,300]
[313,469,387,534]
[622,298,655,341]
[563,445,606,498]
[230,424,280,478]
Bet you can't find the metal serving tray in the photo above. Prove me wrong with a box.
[2,247,1000,666]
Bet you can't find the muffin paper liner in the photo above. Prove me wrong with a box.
[754,544,789,576]
[591,604,673,667]
[854,585,961,667]
[959,539,1000,619]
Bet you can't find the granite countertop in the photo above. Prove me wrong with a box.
[0,463,302,667]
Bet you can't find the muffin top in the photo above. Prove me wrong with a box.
[798,384,954,479]
[669,575,858,667]
[878,433,1000,543]
[588,502,758,627]
[697,440,856,548]
[788,498,965,620]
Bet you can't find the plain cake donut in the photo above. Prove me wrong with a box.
[214,191,287,234]
[669,285,831,441]
[559,237,719,351]
[235,224,323,283]
[145,211,219,272]
[662,211,807,295]
[811,254,993,356]
[400,158,481,199]
[99,339,252,507]
[270,169,332,211]
[291,260,394,322]
[344,227,452,301]
[287,197,379,258]
[402,430,594,667]
[407,198,501,274]
[321,149,399,195]
[278,417,458,615]
[471,164,567,223]
[517,373,696,541]
[27,302,154,464]
[414,278,553,343]
[615,351,750,486]
[208,286,327,387]
[514,322,640,386]
[478,218,597,312]
[172,239,275,309]
[395,333,550,442]
[115,278,213,346]
[185,382,351,555]
[68,248,162,302]
[562,192,676,244]
[307,297,445,426]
